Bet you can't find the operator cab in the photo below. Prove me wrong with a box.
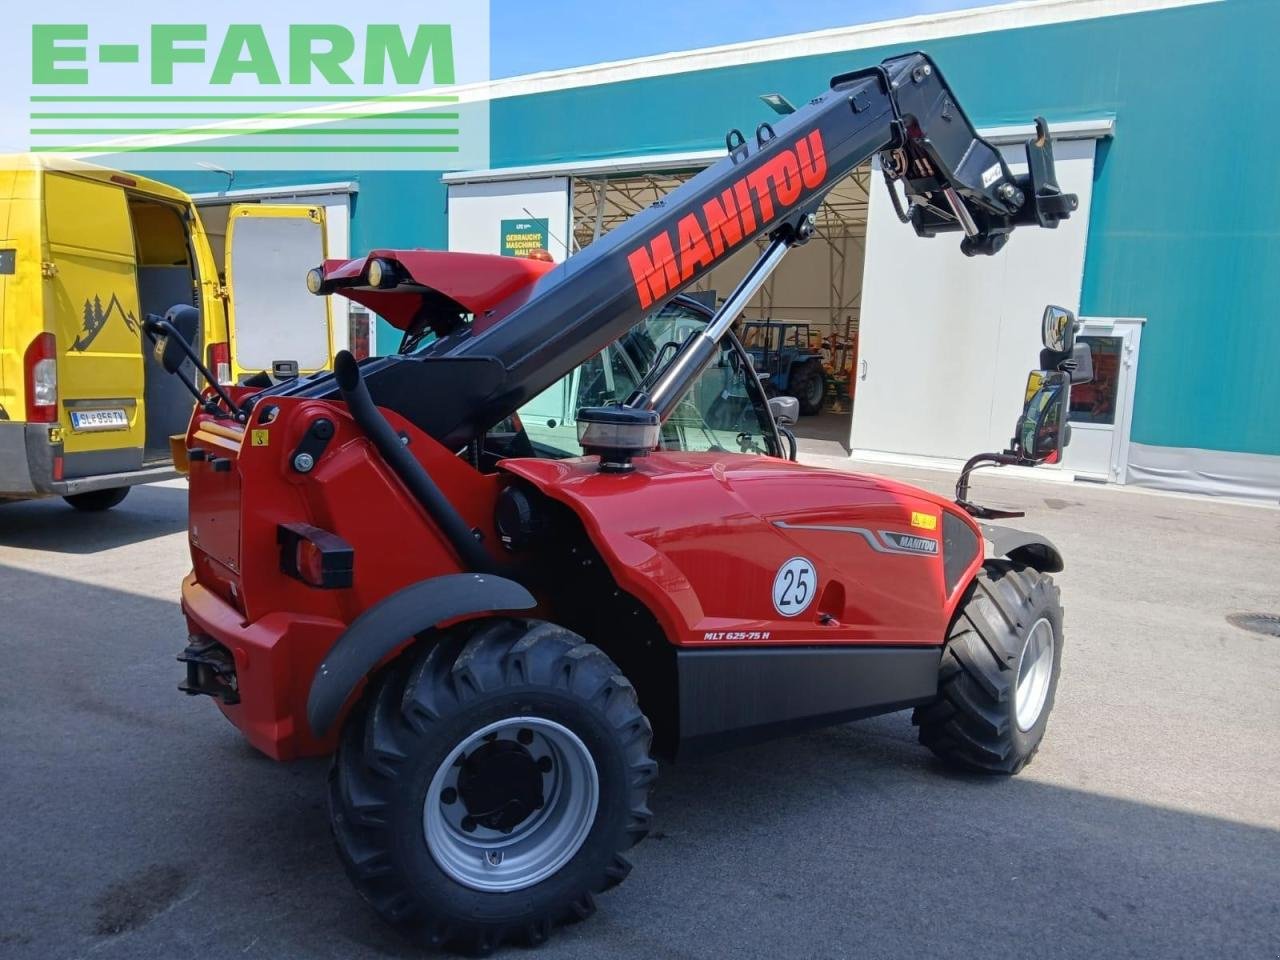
[309,251,795,466]
[512,297,787,463]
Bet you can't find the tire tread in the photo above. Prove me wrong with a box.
[913,560,1062,775]
[329,618,654,954]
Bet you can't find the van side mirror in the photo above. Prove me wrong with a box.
[1015,370,1071,461]
[768,395,799,426]
[1042,304,1076,352]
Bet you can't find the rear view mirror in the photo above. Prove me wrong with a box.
[1042,305,1076,353]
[769,395,799,426]
[1016,370,1071,461]
[1069,341,1094,385]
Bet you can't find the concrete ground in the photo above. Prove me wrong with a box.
[1,464,1278,960]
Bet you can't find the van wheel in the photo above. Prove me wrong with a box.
[330,619,656,954]
[63,488,130,512]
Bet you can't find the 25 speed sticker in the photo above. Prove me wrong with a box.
[772,556,817,617]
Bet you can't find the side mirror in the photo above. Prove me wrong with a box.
[769,395,799,426]
[1069,341,1093,385]
[1015,369,1071,461]
[1042,305,1076,353]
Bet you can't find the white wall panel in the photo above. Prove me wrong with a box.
[447,178,571,262]
[850,138,1097,461]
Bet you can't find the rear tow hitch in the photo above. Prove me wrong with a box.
[178,636,240,705]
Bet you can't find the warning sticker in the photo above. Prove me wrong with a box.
[250,429,270,447]
[910,511,938,531]
[981,162,1002,188]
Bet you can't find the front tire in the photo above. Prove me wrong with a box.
[330,619,656,954]
[63,487,129,512]
[913,561,1063,774]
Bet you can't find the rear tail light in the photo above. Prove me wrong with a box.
[24,332,58,422]
[207,341,231,386]
[277,522,354,589]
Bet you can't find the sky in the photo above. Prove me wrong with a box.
[490,0,1021,77]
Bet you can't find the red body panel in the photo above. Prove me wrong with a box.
[180,400,982,760]
[501,453,982,650]
[180,399,504,759]
[321,250,555,331]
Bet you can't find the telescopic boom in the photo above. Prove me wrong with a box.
[291,51,1077,449]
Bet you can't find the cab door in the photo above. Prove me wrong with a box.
[44,173,146,472]
[224,204,332,382]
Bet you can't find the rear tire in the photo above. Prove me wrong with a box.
[329,619,656,954]
[913,561,1063,774]
[790,361,826,415]
[63,487,129,512]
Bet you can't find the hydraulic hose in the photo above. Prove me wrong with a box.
[334,350,496,573]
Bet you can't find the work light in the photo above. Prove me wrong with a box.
[305,267,324,295]
[576,406,660,473]
[366,257,398,289]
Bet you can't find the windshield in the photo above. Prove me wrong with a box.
[518,301,779,459]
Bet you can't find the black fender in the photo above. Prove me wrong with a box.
[306,573,536,737]
[979,523,1065,573]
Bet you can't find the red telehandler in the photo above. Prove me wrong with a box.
[148,52,1090,953]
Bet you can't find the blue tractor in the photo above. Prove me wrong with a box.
[739,320,827,415]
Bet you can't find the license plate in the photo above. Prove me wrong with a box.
[70,408,128,431]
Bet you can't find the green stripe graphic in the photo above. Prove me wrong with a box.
[30,145,461,153]
[31,128,459,136]
[31,111,459,120]
[30,95,460,103]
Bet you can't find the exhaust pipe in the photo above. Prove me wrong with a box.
[334,351,495,573]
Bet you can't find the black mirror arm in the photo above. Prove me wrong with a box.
[954,451,1028,519]
[143,316,246,421]
[779,425,798,461]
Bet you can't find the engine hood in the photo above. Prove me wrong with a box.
[500,451,985,650]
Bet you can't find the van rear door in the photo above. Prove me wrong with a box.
[224,205,332,382]
[44,173,146,474]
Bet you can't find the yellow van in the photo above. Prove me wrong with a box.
[0,156,333,510]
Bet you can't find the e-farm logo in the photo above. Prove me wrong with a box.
[10,3,490,171]
[32,25,457,88]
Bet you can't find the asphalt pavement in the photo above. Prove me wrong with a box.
[1,466,1277,959]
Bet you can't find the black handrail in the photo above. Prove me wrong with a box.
[334,351,496,573]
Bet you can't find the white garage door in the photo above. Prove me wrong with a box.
[447,177,571,262]
[850,135,1098,465]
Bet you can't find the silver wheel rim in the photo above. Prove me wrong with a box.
[423,717,599,893]
[1015,618,1055,732]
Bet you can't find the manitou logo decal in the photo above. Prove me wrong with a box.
[626,129,828,309]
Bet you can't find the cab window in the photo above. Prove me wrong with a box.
[518,301,778,458]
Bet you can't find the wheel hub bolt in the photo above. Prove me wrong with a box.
[536,756,553,773]
[461,815,477,833]
[517,728,533,745]
[440,787,458,805]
